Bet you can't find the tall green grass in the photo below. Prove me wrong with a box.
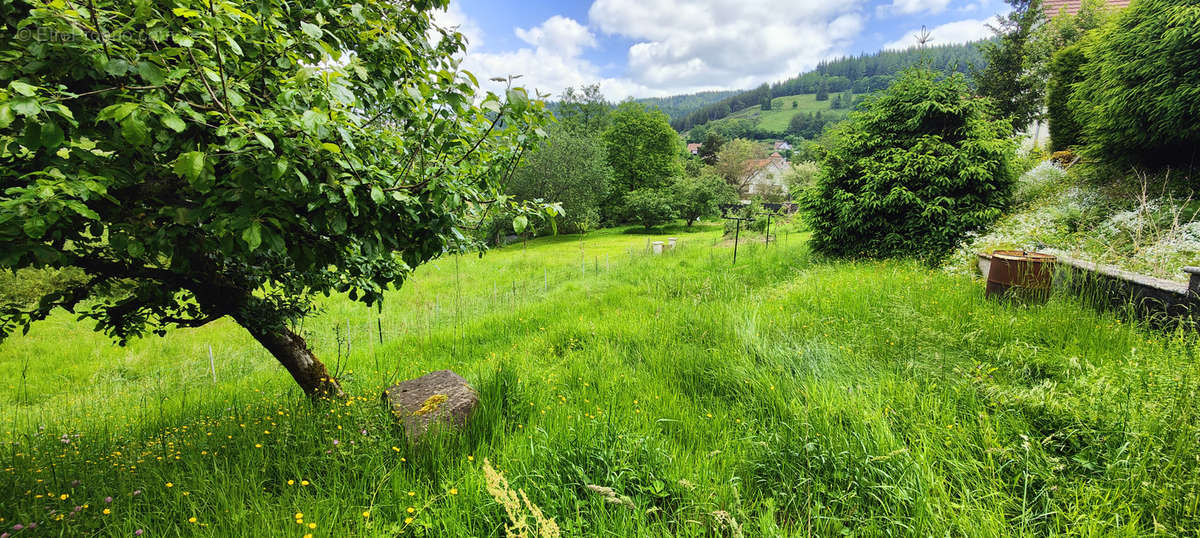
[1,224,1197,536]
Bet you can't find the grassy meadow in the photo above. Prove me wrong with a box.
[1,224,1199,536]
[721,93,850,134]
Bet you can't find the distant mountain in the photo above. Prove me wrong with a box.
[671,41,990,132]
[632,90,742,122]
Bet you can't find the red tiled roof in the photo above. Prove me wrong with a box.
[745,154,786,174]
[1043,0,1129,17]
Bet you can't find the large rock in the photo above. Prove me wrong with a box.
[382,370,478,440]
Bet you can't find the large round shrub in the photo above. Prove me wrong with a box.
[803,68,1017,260]
[1072,0,1200,169]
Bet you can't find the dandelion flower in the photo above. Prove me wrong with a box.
[166,482,173,488]
[449,488,458,495]
[287,480,295,485]
[301,480,309,486]
[294,512,303,519]
[308,522,316,529]
[188,517,197,524]
[60,493,68,500]
[404,517,414,524]
[406,507,415,513]
[362,511,370,518]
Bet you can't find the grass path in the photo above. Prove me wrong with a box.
[1,224,1197,536]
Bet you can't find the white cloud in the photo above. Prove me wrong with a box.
[515,16,597,57]
[442,0,872,100]
[590,0,867,93]
[883,17,998,51]
[453,14,648,100]
[880,0,952,16]
[430,2,484,48]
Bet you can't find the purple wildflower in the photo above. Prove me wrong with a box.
[105,496,113,503]
[332,439,340,446]
[11,525,22,531]
[135,530,144,536]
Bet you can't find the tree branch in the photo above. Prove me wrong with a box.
[85,0,111,60]
[161,313,222,328]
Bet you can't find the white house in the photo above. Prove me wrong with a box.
[741,153,789,200]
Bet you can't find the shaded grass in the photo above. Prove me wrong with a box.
[0,224,1197,536]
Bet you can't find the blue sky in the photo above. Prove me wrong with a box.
[437,0,1011,99]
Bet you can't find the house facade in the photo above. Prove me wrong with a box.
[741,153,789,200]
[687,143,701,156]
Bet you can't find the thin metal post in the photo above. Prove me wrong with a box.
[765,214,771,247]
[733,219,741,266]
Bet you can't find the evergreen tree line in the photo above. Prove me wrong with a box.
[671,41,988,131]
[632,90,742,122]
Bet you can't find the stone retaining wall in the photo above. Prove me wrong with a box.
[976,250,1200,327]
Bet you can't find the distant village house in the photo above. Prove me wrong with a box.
[741,153,789,200]
[687,143,701,156]
[773,140,791,152]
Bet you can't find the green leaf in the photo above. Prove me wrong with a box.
[65,201,99,220]
[512,214,528,234]
[370,185,385,204]
[137,62,166,85]
[10,96,39,117]
[301,22,323,40]
[173,151,206,184]
[40,120,64,148]
[0,104,13,128]
[104,59,130,77]
[254,132,274,150]
[242,221,262,251]
[299,109,324,133]
[320,142,341,153]
[9,80,36,96]
[162,114,186,133]
[120,115,150,145]
[98,102,138,122]
[174,34,194,48]
[23,216,46,239]
[172,7,201,18]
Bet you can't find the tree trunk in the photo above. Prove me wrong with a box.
[242,322,345,399]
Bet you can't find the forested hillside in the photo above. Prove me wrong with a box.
[672,41,989,131]
[633,90,741,122]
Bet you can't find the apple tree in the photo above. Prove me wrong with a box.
[0,0,551,397]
